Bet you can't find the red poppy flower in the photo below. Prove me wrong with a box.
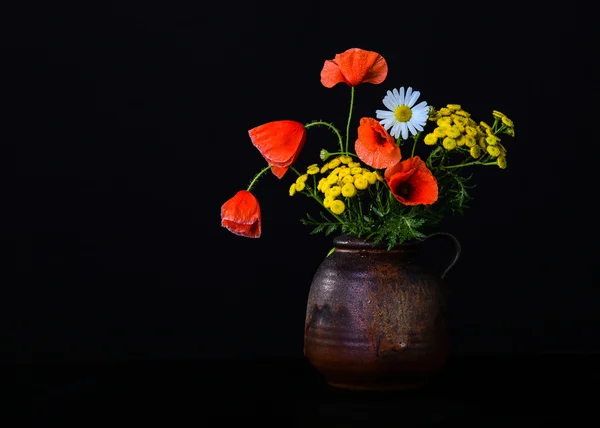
[221,190,262,238]
[320,48,388,88]
[248,120,306,179]
[384,156,438,206]
[355,117,401,169]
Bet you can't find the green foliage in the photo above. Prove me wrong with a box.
[301,212,342,236]
[365,207,428,249]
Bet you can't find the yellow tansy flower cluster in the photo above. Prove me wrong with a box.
[426,104,514,169]
[289,155,384,215]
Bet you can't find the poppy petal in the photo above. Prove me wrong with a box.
[404,169,438,205]
[271,166,287,179]
[320,59,348,88]
[221,190,262,238]
[384,156,421,180]
[354,117,401,169]
[320,48,388,88]
[385,156,438,206]
[249,120,306,178]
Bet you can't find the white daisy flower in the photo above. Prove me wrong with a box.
[376,87,429,140]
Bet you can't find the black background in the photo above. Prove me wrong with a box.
[10,1,598,363]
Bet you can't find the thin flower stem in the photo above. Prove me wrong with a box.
[247,165,273,191]
[310,194,346,225]
[345,86,355,153]
[410,132,421,157]
[290,166,303,177]
[444,161,496,169]
[325,151,358,158]
[492,118,500,133]
[305,121,344,153]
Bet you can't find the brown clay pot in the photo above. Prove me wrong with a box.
[304,232,461,390]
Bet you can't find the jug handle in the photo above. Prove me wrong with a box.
[425,232,461,279]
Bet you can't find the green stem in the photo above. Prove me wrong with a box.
[345,86,355,153]
[247,165,273,191]
[410,132,421,157]
[305,121,344,153]
[325,151,358,158]
[312,194,346,225]
[444,160,496,169]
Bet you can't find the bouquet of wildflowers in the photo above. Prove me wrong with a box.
[220,48,515,249]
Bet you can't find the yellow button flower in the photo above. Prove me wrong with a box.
[328,158,341,168]
[363,171,377,185]
[296,174,308,184]
[443,137,457,150]
[465,135,476,147]
[452,115,467,126]
[338,167,350,178]
[327,186,342,198]
[424,133,438,145]
[446,126,461,139]
[317,177,327,190]
[437,117,452,127]
[330,199,345,215]
[341,183,357,197]
[501,116,514,128]
[355,176,369,190]
[295,181,306,192]
[465,126,477,137]
[433,126,448,138]
[486,135,500,146]
[497,155,507,169]
[470,145,482,159]
[487,145,501,157]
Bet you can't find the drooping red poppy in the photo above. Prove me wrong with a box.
[320,48,388,88]
[248,120,306,179]
[384,156,438,206]
[221,190,262,238]
[355,117,401,169]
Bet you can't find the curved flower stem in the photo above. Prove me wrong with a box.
[290,166,304,177]
[305,121,344,153]
[345,86,355,153]
[443,160,496,169]
[247,165,273,191]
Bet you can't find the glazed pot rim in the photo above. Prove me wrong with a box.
[333,234,423,250]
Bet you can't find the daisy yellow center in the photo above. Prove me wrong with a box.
[393,105,412,123]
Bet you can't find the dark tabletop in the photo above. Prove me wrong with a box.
[17,354,600,426]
